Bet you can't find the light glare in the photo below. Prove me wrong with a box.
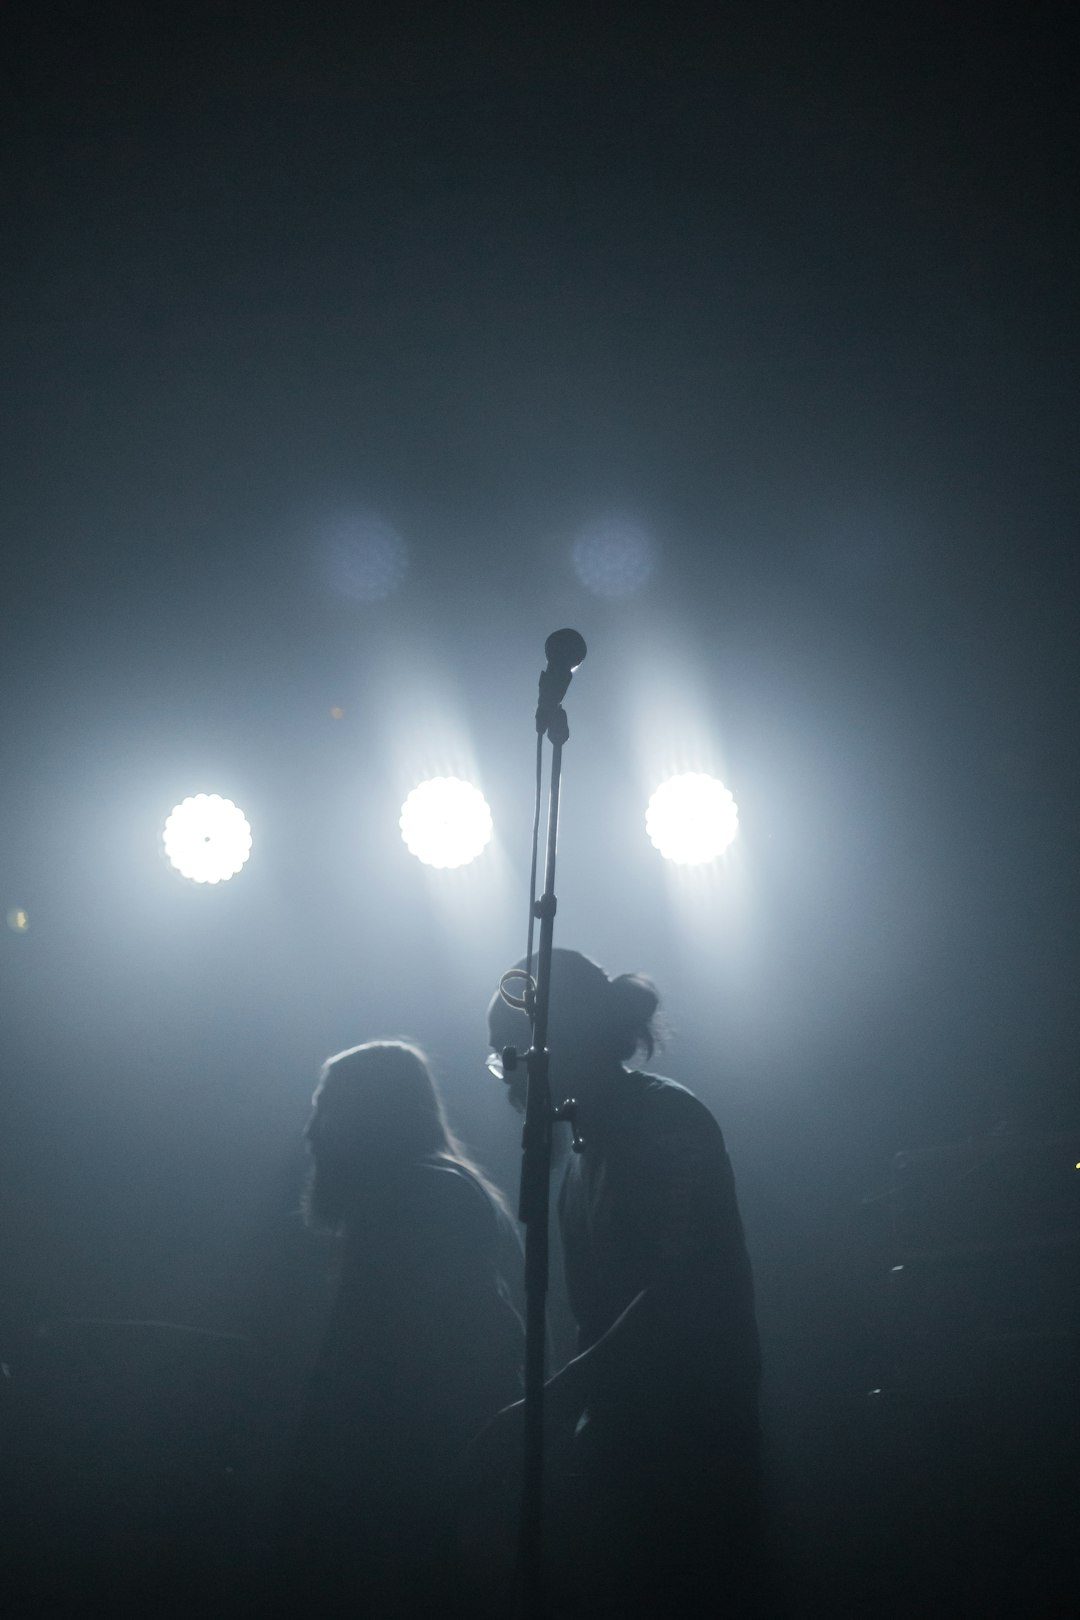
[400,777,493,869]
[163,794,253,884]
[646,773,739,865]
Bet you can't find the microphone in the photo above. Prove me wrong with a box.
[536,629,587,736]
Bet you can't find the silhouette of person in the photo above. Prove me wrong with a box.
[487,950,762,1619]
[269,1041,523,1618]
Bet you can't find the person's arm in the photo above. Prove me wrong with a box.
[548,1114,756,1421]
[541,1287,647,1420]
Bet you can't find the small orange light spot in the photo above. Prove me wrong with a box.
[329,707,344,720]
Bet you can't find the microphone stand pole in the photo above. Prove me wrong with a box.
[515,702,569,1620]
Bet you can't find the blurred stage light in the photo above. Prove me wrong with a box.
[572,516,656,598]
[399,777,493,869]
[163,794,252,884]
[6,907,29,933]
[324,513,408,602]
[645,773,739,865]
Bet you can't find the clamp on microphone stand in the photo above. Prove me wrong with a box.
[502,631,586,1620]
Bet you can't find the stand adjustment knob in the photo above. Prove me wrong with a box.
[555,1098,586,1153]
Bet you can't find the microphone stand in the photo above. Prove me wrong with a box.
[510,656,581,1620]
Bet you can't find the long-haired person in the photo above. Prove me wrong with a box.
[487,950,763,1618]
[271,1040,523,1617]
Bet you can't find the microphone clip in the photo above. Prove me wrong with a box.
[535,687,570,744]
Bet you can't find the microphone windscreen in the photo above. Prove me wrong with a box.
[544,629,587,670]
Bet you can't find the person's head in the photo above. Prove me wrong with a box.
[487,948,661,1106]
[303,1040,456,1229]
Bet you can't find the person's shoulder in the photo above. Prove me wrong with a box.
[414,1158,499,1231]
[627,1071,726,1146]
[632,1070,718,1120]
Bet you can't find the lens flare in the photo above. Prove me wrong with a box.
[645,773,739,865]
[399,777,493,869]
[163,794,253,884]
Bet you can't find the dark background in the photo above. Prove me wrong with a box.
[2,3,1079,1612]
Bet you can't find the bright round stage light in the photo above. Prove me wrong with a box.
[163,794,253,884]
[399,777,493,870]
[645,773,739,865]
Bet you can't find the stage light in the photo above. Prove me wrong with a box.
[162,794,252,884]
[324,513,408,602]
[572,516,656,598]
[645,773,739,865]
[399,778,493,869]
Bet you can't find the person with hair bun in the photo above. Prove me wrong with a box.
[486,949,763,1618]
